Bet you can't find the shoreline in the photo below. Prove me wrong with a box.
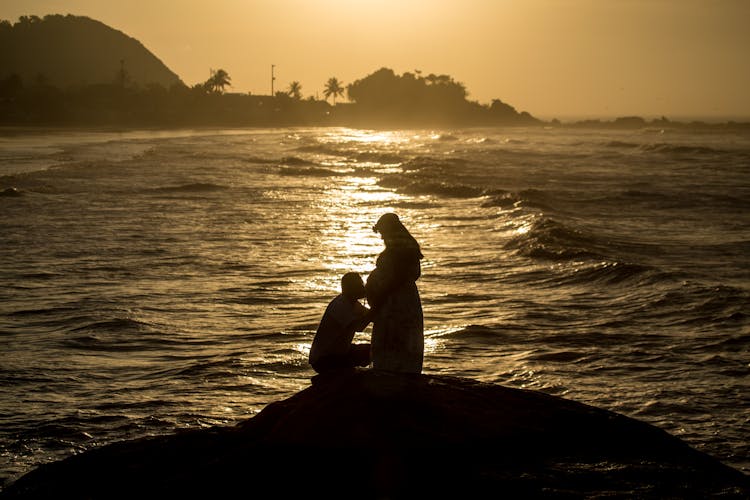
[2,117,749,136]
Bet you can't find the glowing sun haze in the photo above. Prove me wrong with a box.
[2,0,749,119]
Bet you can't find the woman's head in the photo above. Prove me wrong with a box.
[373,213,423,259]
[372,213,402,236]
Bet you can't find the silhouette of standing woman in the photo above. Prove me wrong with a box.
[366,213,424,373]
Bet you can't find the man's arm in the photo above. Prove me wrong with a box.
[352,308,373,331]
[344,304,372,333]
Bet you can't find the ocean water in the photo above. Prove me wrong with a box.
[1,126,748,487]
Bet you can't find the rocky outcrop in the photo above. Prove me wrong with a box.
[3,370,748,498]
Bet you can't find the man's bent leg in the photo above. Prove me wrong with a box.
[348,343,371,368]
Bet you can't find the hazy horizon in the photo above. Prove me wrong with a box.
[1,0,749,121]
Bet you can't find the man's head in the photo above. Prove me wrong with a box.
[341,272,366,299]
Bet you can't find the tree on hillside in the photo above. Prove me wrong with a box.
[287,81,302,100]
[191,82,210,94]
[17,15,42,25]
[206,69,231,93]
[490,99,518,118]
[115,59,130,88]
[323,77,344,105]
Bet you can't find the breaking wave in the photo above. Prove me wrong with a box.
[378,175,486,198]
[482,189,556,211]
[639,143,728,155]
[279,156,318,166]
[504,217,604,261]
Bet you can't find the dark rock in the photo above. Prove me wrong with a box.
[0,188,22,197]
[3,371,748,498]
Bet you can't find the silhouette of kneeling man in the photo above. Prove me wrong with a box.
[309,272,372,374]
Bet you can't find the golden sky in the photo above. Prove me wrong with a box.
[3,0,749,119]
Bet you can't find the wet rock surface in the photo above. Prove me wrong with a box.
[3,370,748,498]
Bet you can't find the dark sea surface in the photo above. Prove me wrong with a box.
[1,126,748,487]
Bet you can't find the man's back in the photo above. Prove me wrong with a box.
[309,294,368,368]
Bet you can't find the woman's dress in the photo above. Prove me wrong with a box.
[366,245,424,373]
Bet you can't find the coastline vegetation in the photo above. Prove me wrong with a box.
[1,14,748,130]
[0,65,545,128]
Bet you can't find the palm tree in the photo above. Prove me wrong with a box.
[288,81,302,100]
[208,69,232,93]
[323,77,344,105]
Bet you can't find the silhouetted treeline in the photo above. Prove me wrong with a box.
[0,68,540,127]
[0,75,334,126]
[339,68,539,127]
[4,70,749,130]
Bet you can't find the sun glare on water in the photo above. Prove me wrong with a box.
[322,128,412,146]
[307,129,416,292]
[317,176,398,277]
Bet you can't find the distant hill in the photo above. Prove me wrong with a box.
[0,14,181,88]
